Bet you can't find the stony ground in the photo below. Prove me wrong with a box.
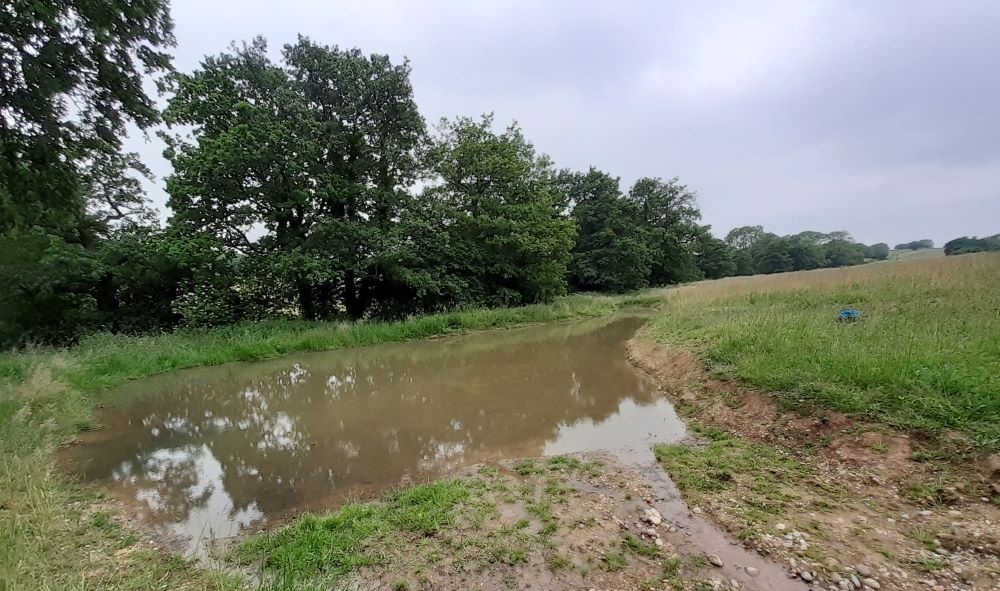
[629,339,1000,591]
[339,455,793,591]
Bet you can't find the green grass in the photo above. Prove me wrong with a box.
[654,425,814,536]
[233,480,471,585]
[0,293,626,394]
[644,253,1000,450]
[0,292,644,590]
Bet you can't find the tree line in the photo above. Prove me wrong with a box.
[0,2,893,347]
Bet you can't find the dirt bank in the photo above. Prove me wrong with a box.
[627,338,1000,591]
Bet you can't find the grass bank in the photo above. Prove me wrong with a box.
[642,253,1000,450]
[0,292,644,590]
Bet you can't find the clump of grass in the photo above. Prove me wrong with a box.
[514,459,545,476]
[644,253,1000,450]
[623,533,661,558]
[654,426,813,535]
[599,551,628,571]
[234,480,470,584]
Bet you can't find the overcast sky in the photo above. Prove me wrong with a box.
[127,0,1000,247]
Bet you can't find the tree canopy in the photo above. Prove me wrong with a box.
[0,10,904,347]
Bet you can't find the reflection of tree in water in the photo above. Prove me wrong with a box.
[72,317,655,528]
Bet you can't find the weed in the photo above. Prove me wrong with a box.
[514,459,544,476]
[600,551,628,571]
[623,533,660,558]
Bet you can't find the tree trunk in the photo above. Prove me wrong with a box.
[344,270,363,319]
[297,280,316,320]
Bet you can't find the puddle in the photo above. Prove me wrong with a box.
[61,315,688,553]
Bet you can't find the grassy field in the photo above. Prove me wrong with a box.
[643,252,1000,450]
[0,292,645,591]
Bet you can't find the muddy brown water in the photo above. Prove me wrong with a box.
[62,315,690,553]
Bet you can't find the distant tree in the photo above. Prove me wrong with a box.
[693,227,736,279]
[824,239,866,267]
[559,168,651,293]
[725,225,765,275]
[786,236,827,270]
[751,235,793,274]
[944,235,1000,256]
[864,243,890,260]
[629,177,702,285]
[725,225,765,251]
[895,239,935,250]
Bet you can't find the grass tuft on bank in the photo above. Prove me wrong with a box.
[643,253,1000,450]
[233,480,471,586]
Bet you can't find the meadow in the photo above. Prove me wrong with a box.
[643,252,1000,450]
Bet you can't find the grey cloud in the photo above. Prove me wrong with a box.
[128,0,1000,246]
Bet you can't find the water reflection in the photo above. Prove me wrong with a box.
[62,316,685,553]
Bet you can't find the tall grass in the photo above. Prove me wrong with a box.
[643,253,1000,450]
[0,292,638,589]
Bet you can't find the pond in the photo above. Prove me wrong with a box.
[61,315,686,554]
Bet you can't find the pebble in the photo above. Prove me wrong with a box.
[919,510,933,517]
[837,582,850,591]
[643,508,663,525]
[824,557,840,569]
[861,578,880,589]
[850,574,861,588]
[745,566,759,577]
[775,522,788,531]
[830,573,843,583]
[654,538,663,547]
[692,507,703,514]
[708,554,724,567]
[729,579,739,589]
[855,564,873,577]
[801,571,815,582]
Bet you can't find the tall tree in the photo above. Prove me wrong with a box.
[629,177,702,285]
[423,115,576,305]
[162,37,425,319]
[559,168,651,293]
[1,0,174,232]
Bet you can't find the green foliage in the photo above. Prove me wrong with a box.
[629,177,703,285]
[944,235,1000,256]
[865,242,890,260]
[896,239,935,250]
[560,168,652,292]
[163,36,426,321]
[422,115,576,307]
[0,0,174,233]
[694,228,737,279]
